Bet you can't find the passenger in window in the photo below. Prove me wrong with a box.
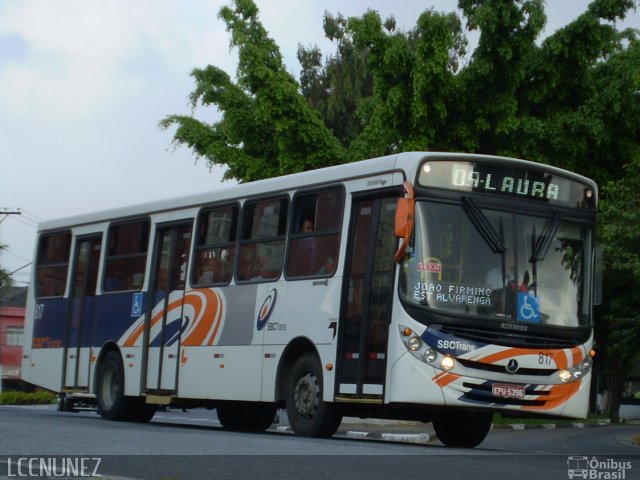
[485,255,518,315]
[298,218,317,265]
[289,219,337,277]
[316,254,336,275]
[197,254,216,284]
[301,218,314,233]
[485,255,515,289]
[219,249,233,281]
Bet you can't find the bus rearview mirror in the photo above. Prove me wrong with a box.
[394,181,415,262]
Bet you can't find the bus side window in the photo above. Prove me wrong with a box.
[103,220,150,292]
[237,197,288,283]
[35,231,71,298]
[191,205,238,286]
[286,186,344,279]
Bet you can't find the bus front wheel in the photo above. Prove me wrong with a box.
[433,411,493,448]
[285,353,342,438]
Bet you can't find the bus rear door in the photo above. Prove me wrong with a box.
[63,234,102,390]
[144,222,193,394]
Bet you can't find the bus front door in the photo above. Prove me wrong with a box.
[63,234,101,390]
[144,222,192,394]
[336,195,397,401]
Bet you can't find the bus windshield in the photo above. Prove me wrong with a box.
[399,200,593,327]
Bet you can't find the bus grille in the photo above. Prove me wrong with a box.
[439,324,579,349]
[457,358,556,376]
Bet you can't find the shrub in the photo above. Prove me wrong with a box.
[0,390,56,405]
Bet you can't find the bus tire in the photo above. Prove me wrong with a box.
[96,351,134,421]
[433,411,493,448]
[285,353,342,438]
[217,402,276,432]
[58,395,75,412]
[131,399,156,423]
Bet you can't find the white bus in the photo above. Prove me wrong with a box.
[21,152,598,447]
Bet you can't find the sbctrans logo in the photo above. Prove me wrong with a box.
[567,456,632,479]
[257,288,278,331]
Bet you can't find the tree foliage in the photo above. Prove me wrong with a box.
[162,0,640,417]
[160,0,344,182]
[162,0,638,188]
[597,158,640,420]
[0,244,14,291]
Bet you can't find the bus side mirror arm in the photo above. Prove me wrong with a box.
[394,181,415,263]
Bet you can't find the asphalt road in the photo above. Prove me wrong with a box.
[1,405,638,480]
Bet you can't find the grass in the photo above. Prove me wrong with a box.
[0,390,56,405]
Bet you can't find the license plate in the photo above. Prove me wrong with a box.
[492,383,525,399]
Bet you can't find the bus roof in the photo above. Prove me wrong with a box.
[37,151,597,232]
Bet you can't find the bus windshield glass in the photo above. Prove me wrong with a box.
[399,201,593,327]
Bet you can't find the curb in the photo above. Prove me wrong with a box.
[271,419,614,445]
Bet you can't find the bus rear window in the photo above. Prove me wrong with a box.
[237,197,288,282]
[36,231,71,298]
[192,205,238,286]
[104,220,150,292]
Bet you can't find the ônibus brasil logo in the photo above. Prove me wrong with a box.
[257,288,277,331]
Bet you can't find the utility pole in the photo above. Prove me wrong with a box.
[0,208,22,288]
[0,208,22,223]
[0,210,23,393]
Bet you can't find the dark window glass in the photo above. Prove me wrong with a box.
[237,197,288,282]
[286,187,344,279]
[104,220,149,292]
[36,232,71,297]
[192,205,238,286]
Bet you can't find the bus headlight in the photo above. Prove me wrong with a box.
[558,369,572,383]
[408,336,422,351]
[441,356,455,371]
[423,348,437,363]
[558,357,592,383]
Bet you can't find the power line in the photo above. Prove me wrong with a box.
[20,209,42,222]
[2,248,31,263]
[0,209,21,224]
[7,215,37,229]
[0,262,31,282]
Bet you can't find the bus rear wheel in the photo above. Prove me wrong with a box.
[433,411,493,448]
[285,353,342,438]
[130,398,156,423]
[217,402,277,431]
[96,351,134,421]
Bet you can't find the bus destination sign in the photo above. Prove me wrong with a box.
[418,160,595,209]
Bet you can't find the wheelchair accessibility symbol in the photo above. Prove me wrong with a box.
[131,292,144,317]
[517,292,540,323]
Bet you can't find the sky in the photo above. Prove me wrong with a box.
[1,0,638,287]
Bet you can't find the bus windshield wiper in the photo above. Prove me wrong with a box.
[462,197,505,253]
[530,213,563,262]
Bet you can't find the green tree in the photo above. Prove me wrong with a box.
[497,0,640,185]
[0,244,14,291]
[297,12,375,148]
[345,8,467,159]
[597,158,640,422]
[160,0,343,182]
[162,0,640,417]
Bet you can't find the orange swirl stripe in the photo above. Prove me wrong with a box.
[122,290,225,348]
[431,346,586,411]
[122,298,184,348]
[182,289,223,346]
